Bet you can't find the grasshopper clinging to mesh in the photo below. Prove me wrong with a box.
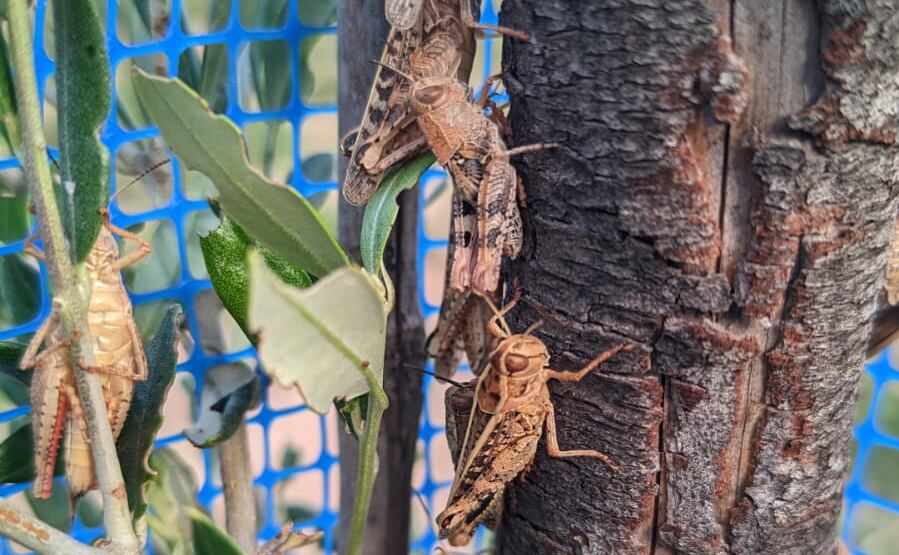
[437,294,630,546]
[20,209,151,499]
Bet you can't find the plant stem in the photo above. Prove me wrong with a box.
[0,498,101,555]
[345,391,386,555]
[6,1,138,553]
[219,423,257,553]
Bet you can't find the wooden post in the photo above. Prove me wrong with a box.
[489,1,898,553]
[336,2,426,553]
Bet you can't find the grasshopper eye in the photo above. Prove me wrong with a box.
[415,86,443,105]
[504,353,529,373]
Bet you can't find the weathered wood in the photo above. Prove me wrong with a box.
[336,2,425,554]
[477,1,899,554]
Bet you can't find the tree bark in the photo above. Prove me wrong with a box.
[491,1,899,554]
[336,2,426,554]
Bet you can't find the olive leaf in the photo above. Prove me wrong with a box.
[132,70,349,278]
[0,419,62,484]
[55,0,111,262]
[200,210,312,341]
[116,305,181,519]
[247,254,387,414]
[184,362,261,448]
[360,153,435,275]
[188,507,246,555]
[145,447,202,555]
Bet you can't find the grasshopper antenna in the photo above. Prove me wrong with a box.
[402,364,466,388]
[481,290,520,339]
[370,59,414,82]
[523,319,544,336]
[108,158,171,204]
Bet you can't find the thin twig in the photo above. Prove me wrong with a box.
[6,1,138,552]
[194,292,258,552]
[345,390,386,555]
[0,499,100,555]
[219,423,257,552]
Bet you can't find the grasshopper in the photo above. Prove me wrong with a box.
[20,210,151,499]
[436,294,630,546]
[344,0,528,206]
[426,189,494,377]
[399,73,552,295]
[385,0,423,31]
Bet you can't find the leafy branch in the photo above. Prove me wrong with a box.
[5,0,138,552]
[133,70,418,555]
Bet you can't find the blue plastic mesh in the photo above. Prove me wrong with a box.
[0,1,886,554]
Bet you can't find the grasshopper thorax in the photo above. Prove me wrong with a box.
[409,76,469,115]
[489,334,549,378]
[84,226,121,283]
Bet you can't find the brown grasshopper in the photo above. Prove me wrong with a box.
[343,0,527,206]
[385,0,423,30]
[20,210,151,499]
[426,190,494,378]
[437,294,630,546]
[399,73,552,295]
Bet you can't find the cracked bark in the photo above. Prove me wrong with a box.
[485,1,899,554]
[335,2,426,554]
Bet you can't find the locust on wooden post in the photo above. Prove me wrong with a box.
[437,294,631,546]
[343,0,528,207]
[399,73,556,295]
[20,209,151,500]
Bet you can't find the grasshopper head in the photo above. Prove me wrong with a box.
[436,505,479,547]
[410,76,468,114]
[491,334,549,377]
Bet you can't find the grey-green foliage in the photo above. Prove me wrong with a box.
[247,257,387,414]
[183,362,260,448]
[116,305,181,519]
[54,0,111,262]
[132,70,349,278]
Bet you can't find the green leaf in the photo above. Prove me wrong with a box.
[184,362,260,448]
[298,0,336,27]
[116,305,181,519]
[250,37,290,111]
[188,507,246,555]
[146,447,201,555]
[0,419,63,484]
[361,153,434,274]
[132,70,349,278]
[0,33,20,154]
[247,256,387,414]
[0,182,29,242]
[0,339,29,384]
[0,253,40,328]
[301,153,334,183]
[27,485,72,533]
[335,395,367,440]
[200,212,312,341]
[54,0,111,262]
[0,341,30,406]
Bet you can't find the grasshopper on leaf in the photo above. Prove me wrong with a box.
[437,294,630,546]
[20,211,151,499]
